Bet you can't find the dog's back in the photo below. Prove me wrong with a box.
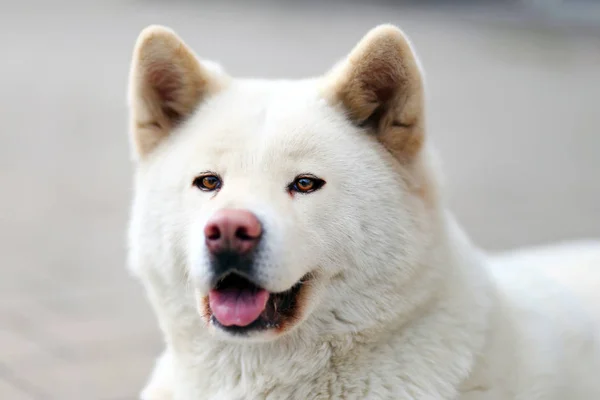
[464,242,600,399]
[491,241,600,325]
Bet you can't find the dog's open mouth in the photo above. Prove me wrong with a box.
[207,273,309,334]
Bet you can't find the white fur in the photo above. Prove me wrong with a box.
[128,25,600,400]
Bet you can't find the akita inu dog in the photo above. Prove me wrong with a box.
[126,24,600,399]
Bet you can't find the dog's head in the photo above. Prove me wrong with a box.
[128,25,439,341]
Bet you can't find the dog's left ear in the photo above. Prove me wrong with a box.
[323,25,425,162]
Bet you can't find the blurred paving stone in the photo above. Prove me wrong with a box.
[0,379,35,400]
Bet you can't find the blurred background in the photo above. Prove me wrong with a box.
[1,0,599,398]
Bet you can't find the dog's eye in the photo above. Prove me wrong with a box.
[193,174,222,191]
[289,176,325,194]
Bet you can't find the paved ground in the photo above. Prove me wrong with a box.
[1,1,599,399]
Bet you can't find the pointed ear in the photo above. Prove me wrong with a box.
[322,25,425,163]
[128,25,227,159]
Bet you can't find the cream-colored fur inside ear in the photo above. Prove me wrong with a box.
[128,25,227,159]
[323,24,425,162]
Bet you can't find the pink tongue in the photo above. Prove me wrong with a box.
[209,288,269,327]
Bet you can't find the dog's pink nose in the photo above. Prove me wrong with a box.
[204,209,262,254]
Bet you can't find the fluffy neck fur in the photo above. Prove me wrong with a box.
[141,208,493,399]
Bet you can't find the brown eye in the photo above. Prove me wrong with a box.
[289,176,325,194]
[193,175,221,191]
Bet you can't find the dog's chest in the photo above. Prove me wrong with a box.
[174,372,400,400]
[172,350,443,400]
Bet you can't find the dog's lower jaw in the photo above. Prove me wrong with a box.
[140,221,492,400]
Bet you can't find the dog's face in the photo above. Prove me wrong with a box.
[128,25,435,341]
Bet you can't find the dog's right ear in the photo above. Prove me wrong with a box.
[128,25,227,160]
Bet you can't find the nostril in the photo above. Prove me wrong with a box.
[205,225,221,241]
[235,227,254,241]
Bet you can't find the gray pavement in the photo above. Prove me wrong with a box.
[1,1,599,399]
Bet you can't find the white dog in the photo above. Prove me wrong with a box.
[126,24,600,399]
